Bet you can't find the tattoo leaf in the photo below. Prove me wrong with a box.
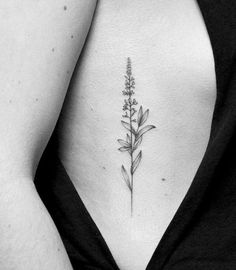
[118,146,131,152]
[117,139,130,147]
[140,109,149,126]
[136,125,156,141]
[137,106,143,126]
[133,136,142,150]
[121,165,131,190]
[121,120,136,135]
[126,134,131,144]
[132,151,142,174]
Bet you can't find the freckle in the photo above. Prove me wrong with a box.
[102,166,106,170]
[161,178,166,182]
[52,48,55,52]
[66,70,70,74]
[35,98,38,102]
[63,5,67,11]
[71,35,74,39]
[57,248,60,252]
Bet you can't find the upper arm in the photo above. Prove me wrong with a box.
[0,0,97,179]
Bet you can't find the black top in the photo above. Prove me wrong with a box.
[35,1,236,269]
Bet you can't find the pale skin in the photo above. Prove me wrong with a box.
[56,1,216,269]
[0,1,97,269]
[0,1,217,270]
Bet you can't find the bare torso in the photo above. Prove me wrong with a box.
[56,1,216,269]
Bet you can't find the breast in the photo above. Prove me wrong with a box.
[56,0,216,269]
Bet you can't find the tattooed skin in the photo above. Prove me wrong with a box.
[118,58,156,215]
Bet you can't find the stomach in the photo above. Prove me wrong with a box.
[56,0,216,269]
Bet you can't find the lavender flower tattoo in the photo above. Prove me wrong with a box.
[118,58,156,215]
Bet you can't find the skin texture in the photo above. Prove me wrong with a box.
[0,1,97,269]
[56,0,216,269]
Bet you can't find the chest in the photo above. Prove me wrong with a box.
[57,1,216,269]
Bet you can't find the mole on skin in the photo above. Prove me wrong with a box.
[63,5,67,11]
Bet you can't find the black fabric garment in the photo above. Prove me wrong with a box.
[35,1,236,269]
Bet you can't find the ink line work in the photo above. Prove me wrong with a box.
[118,57,156,215]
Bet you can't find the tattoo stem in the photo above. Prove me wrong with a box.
[129,95,134,216]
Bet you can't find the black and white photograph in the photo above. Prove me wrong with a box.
[1,1,236,269]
